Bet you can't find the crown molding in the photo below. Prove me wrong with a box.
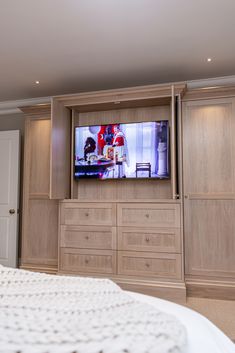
[0,96,50,116]
[187,74,235,89]
[1,74,235,115]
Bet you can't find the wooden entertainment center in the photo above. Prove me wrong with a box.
[20,83,235,302]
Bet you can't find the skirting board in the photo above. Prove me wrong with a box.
[186,278,235,300]
[58,269,186,303]
[20,264,58,275]
[116,278,186,304]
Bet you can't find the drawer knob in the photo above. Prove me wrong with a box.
[145,214,149,218]
[85,213,89,217]
[145,263,150,268]
[85,235,89,240]
[85,258,89,264]
[145,237,150,242]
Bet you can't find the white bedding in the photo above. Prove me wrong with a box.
[0,265,186,353]
[0,265,234,353]
[128,292,235,353]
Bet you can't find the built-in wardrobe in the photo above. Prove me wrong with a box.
[19,83,235,301]
[182,89,235,299]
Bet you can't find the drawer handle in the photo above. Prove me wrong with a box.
[145,237,150,242]
[145,263,150,268]
[145,214,149,218]
[85,258,89,264]
[85,235,89,240]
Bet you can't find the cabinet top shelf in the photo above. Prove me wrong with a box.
[60,199,181,204]
[52,83,186,112]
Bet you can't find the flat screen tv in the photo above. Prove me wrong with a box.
[74,121,169,180]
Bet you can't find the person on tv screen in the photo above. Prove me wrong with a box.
[113,124,129,177]
[84,137,96,161]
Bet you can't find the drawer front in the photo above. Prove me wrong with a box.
[117,203,180,228]
[60,248,116,274]
[60,202,116,226]
[118,251,181,279]
[118,227,181,253]
[60,225,116,250]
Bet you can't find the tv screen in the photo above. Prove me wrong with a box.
[74,121,169,180]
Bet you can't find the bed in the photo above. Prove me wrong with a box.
[0,265,234,353]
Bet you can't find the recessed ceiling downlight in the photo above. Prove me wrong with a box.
[207,58,212,62]
[35,80,40,84]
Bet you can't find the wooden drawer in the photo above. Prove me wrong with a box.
[60,225,116,250]
[118,227,181,253]
[60,248,116,274]
[118,251,181,279]
[60,202,116,226]
[117,203,180,228]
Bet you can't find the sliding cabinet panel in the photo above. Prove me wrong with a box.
[51,98,71,199]
[28,119,51,196]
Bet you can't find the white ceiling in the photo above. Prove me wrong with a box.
[1,0,235,102]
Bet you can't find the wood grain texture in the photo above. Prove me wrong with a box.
[183,85,235,102]
[183,98,235,195]
[21,113,59,271]
[21,199,58,267]
[60,202,116,226]
[184,199,235,278]
[28,119,51,196]
[60,248,117,274]
[186,278,235,300]
[118,227,181,253]
[183,97,235,281]
[50,98,71,199]
[60,225,116,250]
[118,251,182,279]
[117,278,186,303]
[54,82,186,108]
[117,203,180,228]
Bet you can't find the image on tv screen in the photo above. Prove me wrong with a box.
[74,121,169,180]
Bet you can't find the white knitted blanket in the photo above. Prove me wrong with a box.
[0,265,186,353]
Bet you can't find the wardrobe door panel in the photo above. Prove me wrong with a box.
[183,99,235,195]
[185,199,235,278]
[183,98,235,279]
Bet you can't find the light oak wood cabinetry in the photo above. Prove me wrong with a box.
[19,83,235,300]
[20,106,59,273]
[60,248,116,275]
[59,200,185,301]
[182,96,235,298]
[55,83,186,302]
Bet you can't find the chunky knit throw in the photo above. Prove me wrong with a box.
[0,265,186,353]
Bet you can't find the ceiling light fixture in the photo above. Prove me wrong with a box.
[35,80,40,84]
[207,58,212,62]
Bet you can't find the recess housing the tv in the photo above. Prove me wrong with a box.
[74,121,169,180]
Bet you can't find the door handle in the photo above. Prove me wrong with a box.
[9,209,15,214]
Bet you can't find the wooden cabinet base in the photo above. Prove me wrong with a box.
[186,278,235,300]
[20,264,58,275]
[58,269,186,303]
[117,278,186,304]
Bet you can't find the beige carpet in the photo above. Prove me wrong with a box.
[186,297,235,341]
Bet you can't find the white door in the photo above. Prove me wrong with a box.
[0,130,20,267]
